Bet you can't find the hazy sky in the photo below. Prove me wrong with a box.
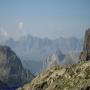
[0,0,90,39]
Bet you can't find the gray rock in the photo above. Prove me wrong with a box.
[80,28,90,61]
[0,45,34,89]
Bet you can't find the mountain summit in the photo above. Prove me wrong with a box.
[43,49,64,69]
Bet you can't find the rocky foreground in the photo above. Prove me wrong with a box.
[17,61,90,90]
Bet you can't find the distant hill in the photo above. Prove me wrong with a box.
[0,45,34,89]
[43,49,65,69]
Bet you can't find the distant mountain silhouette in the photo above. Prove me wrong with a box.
[0,35,83,73]
[4,35,82,61]
[43,49,65,68]
[44,49,79,69]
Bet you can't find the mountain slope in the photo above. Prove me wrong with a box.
[17,61,90,90]
[0,45,34,89]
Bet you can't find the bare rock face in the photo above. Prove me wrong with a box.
[0,45,34,89]
[80,28,90,61]
[43,49,65,69]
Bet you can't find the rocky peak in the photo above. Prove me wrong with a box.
[55,49,65,60]
[80,28,90,61]
[43,49,64,69]
[84,28,90,50]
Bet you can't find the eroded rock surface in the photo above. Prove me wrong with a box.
[80,28,90,61]
[17,61,90,90]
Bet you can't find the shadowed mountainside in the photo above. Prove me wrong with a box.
[0,45,34,89]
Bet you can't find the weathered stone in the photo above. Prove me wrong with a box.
[17,61,90,90]
[0,45,34,89]
[80,28,90,61]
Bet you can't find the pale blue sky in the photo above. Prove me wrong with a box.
[0,0,90,39]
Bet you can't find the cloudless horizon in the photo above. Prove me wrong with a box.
[0,0,90,40]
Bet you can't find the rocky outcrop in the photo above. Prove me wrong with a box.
[80,28,90,61]
[44,50,79,69]
[43,49,65,69]
[17,61,90,90]
[0,45,34,89]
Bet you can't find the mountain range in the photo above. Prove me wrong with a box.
[0,35,83,74]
